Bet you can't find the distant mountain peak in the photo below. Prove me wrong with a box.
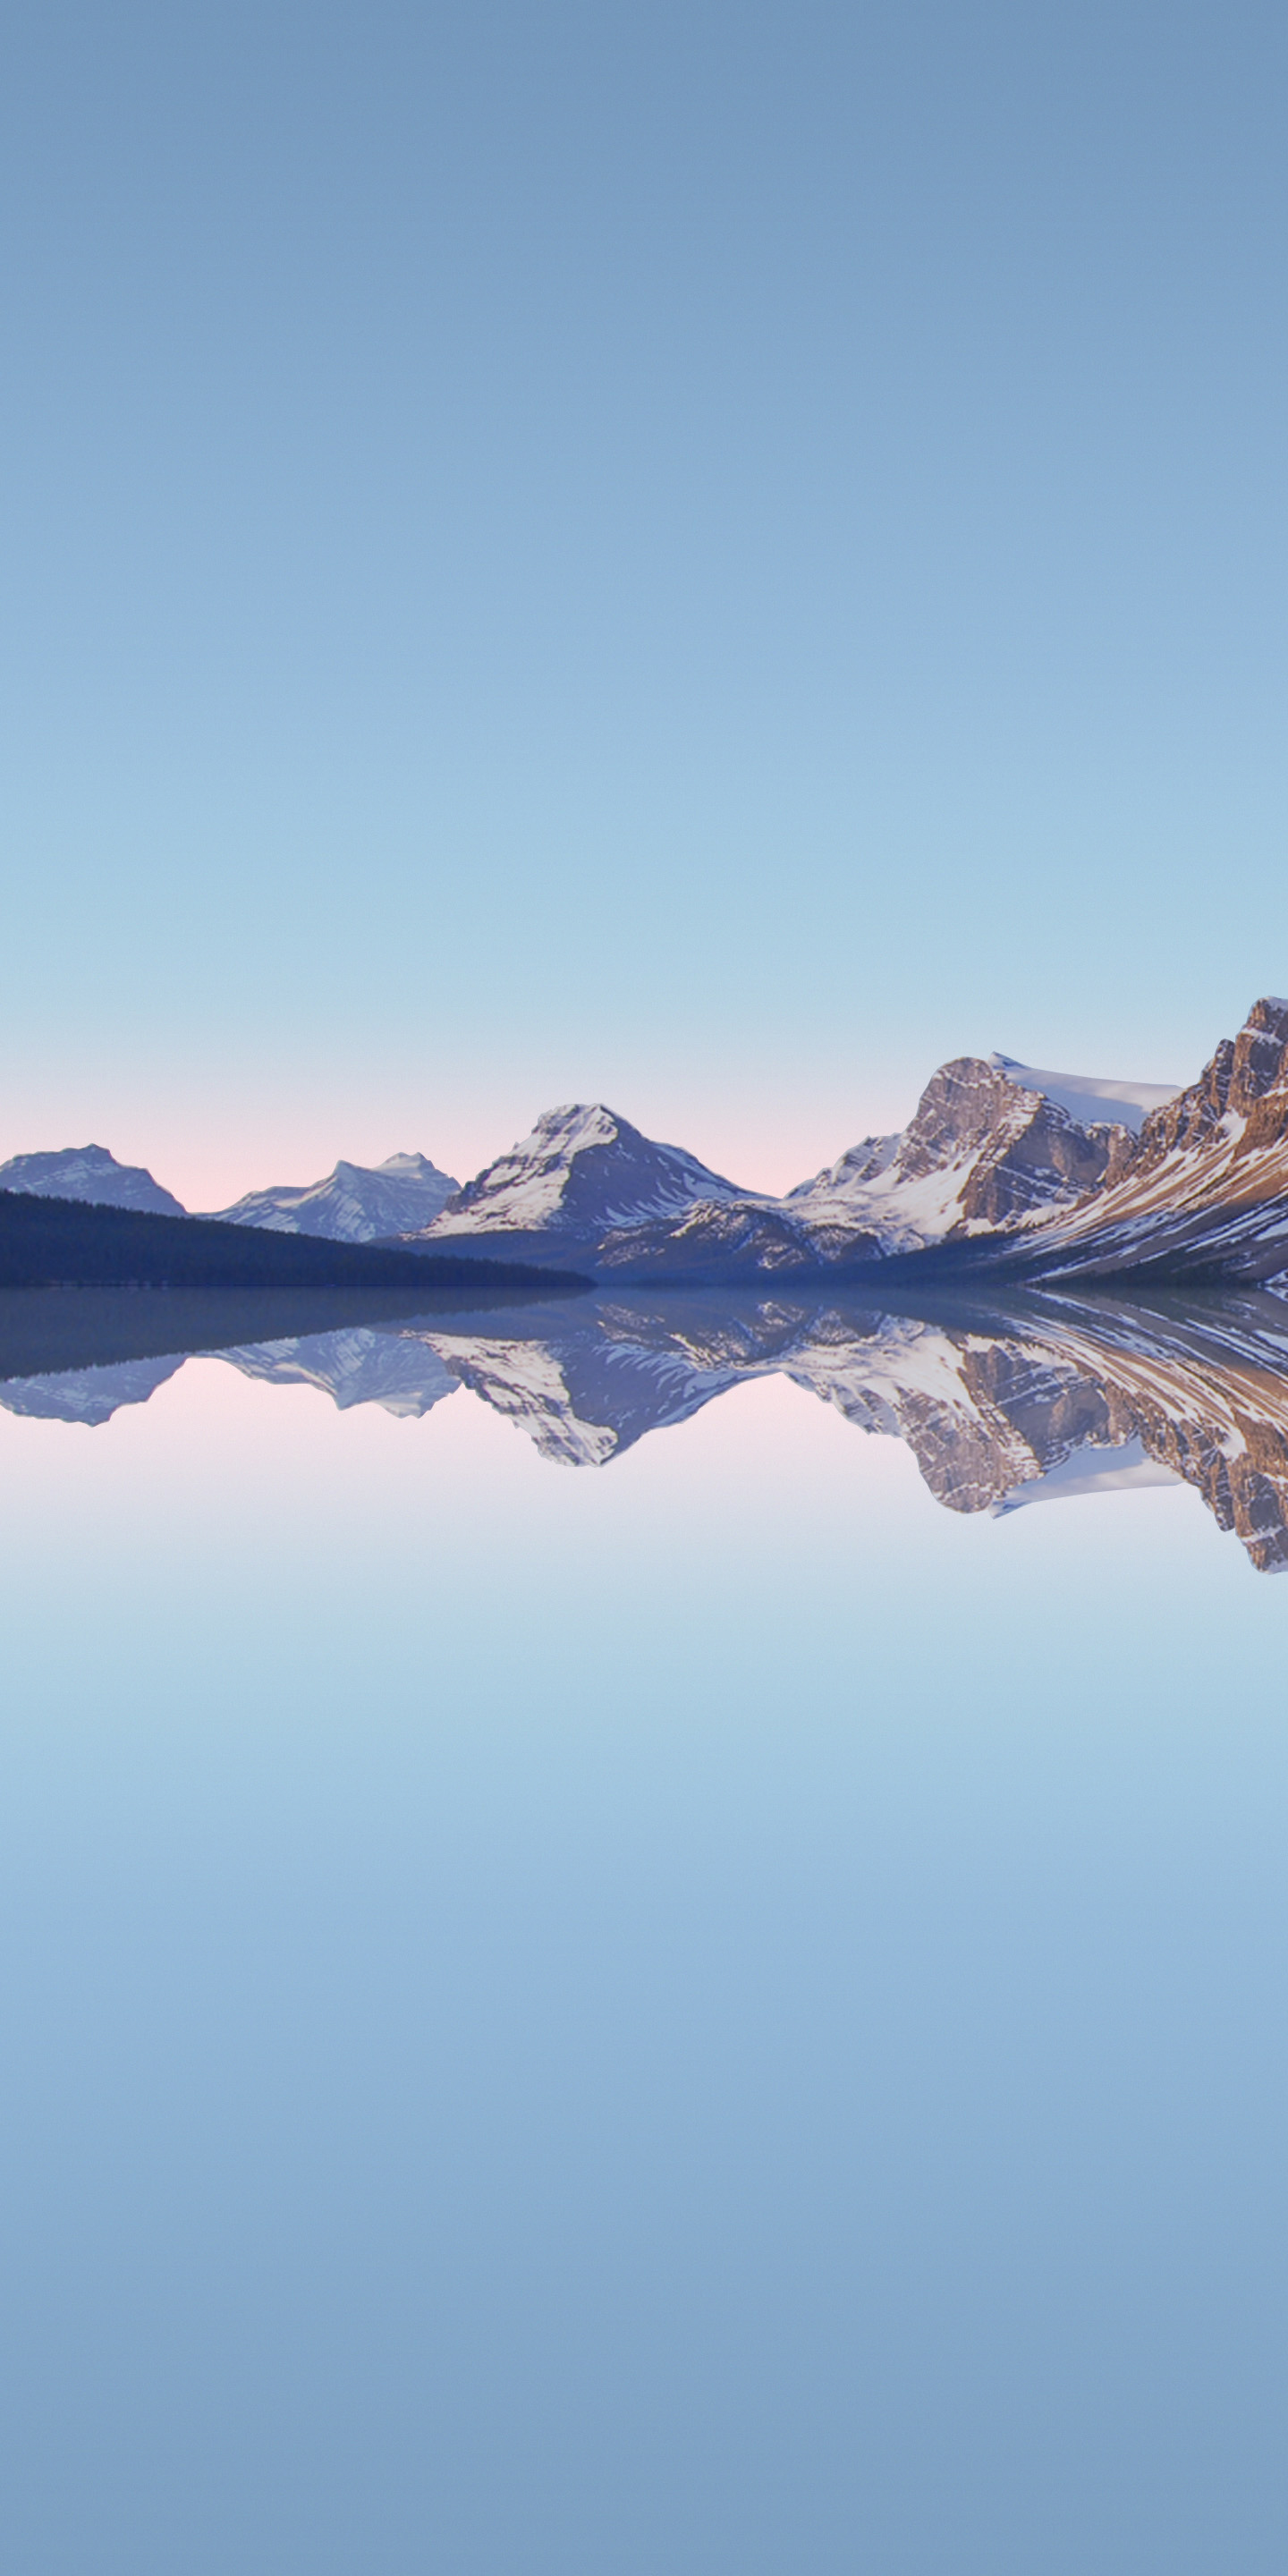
[210,1152,460,1242]
[430,1102,744,1242]
[0,1143,185,1218]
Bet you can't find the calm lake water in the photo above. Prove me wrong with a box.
[2,1287,1287,2573]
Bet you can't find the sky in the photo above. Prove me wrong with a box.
[2,0,1286,1206]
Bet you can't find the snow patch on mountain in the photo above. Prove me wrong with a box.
[989,1053,1181,1135]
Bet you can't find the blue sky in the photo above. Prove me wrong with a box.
[3,0,1286,1202]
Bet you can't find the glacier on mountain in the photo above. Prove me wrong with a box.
[988,1055,1181,1136]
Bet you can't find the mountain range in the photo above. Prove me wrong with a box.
[0,1144,459,1241]
[9,995,1288,1289]
[413,999,1288,1287]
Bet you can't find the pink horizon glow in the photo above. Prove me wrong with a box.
[0,1080,924,1216]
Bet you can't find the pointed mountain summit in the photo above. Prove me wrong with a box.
[211,1152,459,1242]
[0,1144,185,1217]
[424,1105,745,1256]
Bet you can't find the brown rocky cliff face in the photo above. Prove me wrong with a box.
[1101,1126,1139,1187]
[894,1057,1116,1230]
[1232,1055,1288,1169]
[962,1096,1114,1226]
[1131,998,1288,1165]
[894,1387,1026,1513]
[960,1342,1121,1460]
[1117,1392,1288,1575]
[897,1341,1140,1515]
[896,1059,1028,1176]
[1230,997,1288,1107]
[920,1332,1288,1571]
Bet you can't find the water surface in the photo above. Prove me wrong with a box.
[2,1287,1286,2572]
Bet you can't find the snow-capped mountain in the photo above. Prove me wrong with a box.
[424,1309,755,1465]
[422,1105,745,1258]
[211,1152,459,1242]
[418,1064,1150,1283]
[787,1055,1125,1252]
[1018,998,1288,1286]
[591,1056,1140,1278]
[0,1144,185,1217]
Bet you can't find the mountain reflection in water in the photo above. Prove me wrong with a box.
[5,1285,1288,1572]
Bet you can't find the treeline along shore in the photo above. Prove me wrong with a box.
[0,1191,589,1297]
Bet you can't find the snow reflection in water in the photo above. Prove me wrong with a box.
[6,1284,1288,1572]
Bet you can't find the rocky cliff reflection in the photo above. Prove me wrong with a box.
[6,1284,1288,1572]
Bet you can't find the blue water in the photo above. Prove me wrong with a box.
[1,1344,1285,2573]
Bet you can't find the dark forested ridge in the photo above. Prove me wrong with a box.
[0,1191,589,1295]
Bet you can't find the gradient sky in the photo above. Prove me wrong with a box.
[3,0,1286,1206]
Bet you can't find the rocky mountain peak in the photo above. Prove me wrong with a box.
[1232,996,1288,1107]
[1130,996,1288,1165]
[894,1056,1116,1228]
[897,1058,1030,1177]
